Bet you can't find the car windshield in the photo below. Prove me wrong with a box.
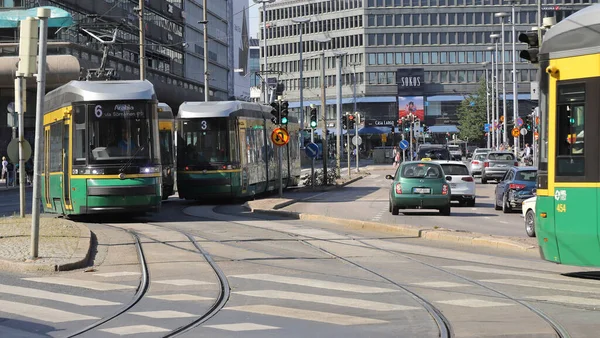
[419,148,449,160]
[474,154,487,161]
[516,170,537,181]
[179,118,230,165]
[441,164,470,176]
[401,163,442,178]
[488,153,515,160]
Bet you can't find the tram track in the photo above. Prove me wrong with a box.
[64,221,230,338]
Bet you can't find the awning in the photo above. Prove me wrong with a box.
[0,7,73,28]
[355,126,391,135]
[427,125,459,134]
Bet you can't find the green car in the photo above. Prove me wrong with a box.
[386,161,452,216]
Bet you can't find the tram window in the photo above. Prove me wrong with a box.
[49,123,63,172]
[180,118,230,165]
[73,105,86,165]
[556,84,585,177]
[159,130,174,165]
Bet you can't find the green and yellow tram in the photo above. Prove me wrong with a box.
[536,4,600,266]
[158,103,176,200]
[42,80,162,215]
[176,101,301,200]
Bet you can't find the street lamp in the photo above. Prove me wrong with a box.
[254,0,276,103]
[490,34,500,149]
[486,47,495,149]
[333,50,347,178]
[292,17,311,129]
[495,12,509,146]
[510,0,520,155]
[482,61,491,149]
[315,37,332,185]
[199,10,209,102]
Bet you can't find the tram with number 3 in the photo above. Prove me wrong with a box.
[536,4,600,266]
[176,101,300,200]
[42,80,162,215]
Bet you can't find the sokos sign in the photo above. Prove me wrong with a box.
[396,68,425,96]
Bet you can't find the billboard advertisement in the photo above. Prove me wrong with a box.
[396,68,425,96]
[232,1,251,100]
[398,96,425,121]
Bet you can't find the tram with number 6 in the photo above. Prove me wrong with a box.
[158,103,176,199]
[536,4,600,266]
[176,101,301,200]
[42,80,162,215]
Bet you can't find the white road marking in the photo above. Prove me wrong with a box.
[0,284,119,306]
[230,274,398,293]
[154,279,214,286]
[99,325,169,335]
[498,221,510,224]
[147,294,212,301]
[204,323,280,332]
[436,299,514,308]
[234,290,418,311]
[526,295,600,306]
[444,266,600,284]
[481,279,600,294]
[226,305,387,325]
[23,277,135,291]
[411,281,469,288]
[93,272,141,278]
[130,310,196,319]
[0,299,98,323]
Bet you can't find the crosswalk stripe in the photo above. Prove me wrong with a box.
[234,290,419,311]
[99,325,170,335]
[226,305,387,325]
[526,295,600,306]
[0,299,98,323]
[93,272,141,278]
[204,323,280,332]
[0,284,120,306]
[436,299,514,308]
[130,310,196,319]
[481,279,600,294]
[230,274,398,293]
[147,294,212,301]
[23,277,135,291]
[445,265,600,284]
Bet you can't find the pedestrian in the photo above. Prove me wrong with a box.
[1,156,7,184]
[523,143,532,165]
[392,146,398,166]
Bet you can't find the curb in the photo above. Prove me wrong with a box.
[0,220,92,273]
[249,208,537,254]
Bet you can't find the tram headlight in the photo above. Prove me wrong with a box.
[90,169,104,175]
[140,166,160,174]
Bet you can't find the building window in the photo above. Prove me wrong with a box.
[368,53,376,65]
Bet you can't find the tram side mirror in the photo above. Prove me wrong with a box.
[385,175,394,180]
[445,176,452,181]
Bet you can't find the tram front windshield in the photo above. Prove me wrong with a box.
[85,101,154,164]
[179,118,230,166]
[159,129,174,165]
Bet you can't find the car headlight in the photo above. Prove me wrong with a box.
[140,166,160,174]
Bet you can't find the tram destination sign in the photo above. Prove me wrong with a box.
[90,102,146,119]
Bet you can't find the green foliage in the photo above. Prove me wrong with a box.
[457,79,488,142]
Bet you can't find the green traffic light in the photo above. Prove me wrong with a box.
[310,121,317,128]
[281,117,288,124]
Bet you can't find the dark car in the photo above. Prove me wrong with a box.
[494,167,537,213]
[417,146,451,161]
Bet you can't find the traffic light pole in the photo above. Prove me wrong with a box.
[346,117,351,179]
[320,52,328,186]
[310,127,315,189]
[277,96,283,198]
[355,113,359,172]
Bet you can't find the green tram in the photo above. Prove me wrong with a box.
[42,80,162,215]
[176,101,301,200]
[536,4,600,266]
[158,103,176,199]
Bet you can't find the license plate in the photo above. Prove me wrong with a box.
[497,164,506,167]
[413,187,431,194]
[450,183,457,188]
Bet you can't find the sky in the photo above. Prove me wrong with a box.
[248,0,259,39]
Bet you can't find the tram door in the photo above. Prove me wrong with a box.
[43,126,51,209]
[63,120,72,211]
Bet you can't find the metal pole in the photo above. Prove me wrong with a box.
[485,66,491,149]
[511,3,518,155]
[402,133,406,162]
[278,96,283,197]
[31,8,50,259]
[355,113,359,172]
[298,26,304,129]
[409,116,413,160]
[203,0,209,102]
[138,0,145,80]
[320,52,328,185]
[537,0,542,44]
[262,3,268,103]
[495,41,500,148]
[490,51,495,149]
[347,122,351,178]
[501,19,508,145]
[16,76,25,218]
[352,66,359,172]
[310,118,314,189]
[335,55,342,178]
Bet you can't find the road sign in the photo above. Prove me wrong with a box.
[512,128,520,138]
[7,138,32,164]
[534,131,539,140]
[520,128,528,136]
[531,81,539,100]
[399,139,409,150]
[484,123,490,132]
[516,117,523,127]
[352,136,362,146]
[381,134,387,143]
[305,142,319,158]
[271,127,290,146]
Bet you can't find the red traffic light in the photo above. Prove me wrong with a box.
[348,115,355,121]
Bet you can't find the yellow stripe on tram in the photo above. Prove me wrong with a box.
[159,121,173,131]
[73,173,161,179]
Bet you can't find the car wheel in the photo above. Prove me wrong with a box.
[467,199,475,207]
[525,209,536,237]
[481,177,487,184]
[389,200,392,212]
[494,196,502,210]
[439,205,451,216]
[502,194,512,213]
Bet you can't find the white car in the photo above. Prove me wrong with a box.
[522,196,536,237]
[435,160,476,207]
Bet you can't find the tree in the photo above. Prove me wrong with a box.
[457,79,488,143]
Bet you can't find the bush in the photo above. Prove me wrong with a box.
[302,168,337,186]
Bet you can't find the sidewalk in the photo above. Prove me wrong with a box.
[0,215,92,273]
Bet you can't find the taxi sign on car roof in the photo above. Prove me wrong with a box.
[421,158,432,161]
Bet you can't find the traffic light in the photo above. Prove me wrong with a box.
[527,124,531,131]
[309,106,317,128]
[341,115,348,130]
[270,102,279,124]
[518,32,539,64]
[280,101,289,125]
[423,124,429,133]
[348,114,355,130]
